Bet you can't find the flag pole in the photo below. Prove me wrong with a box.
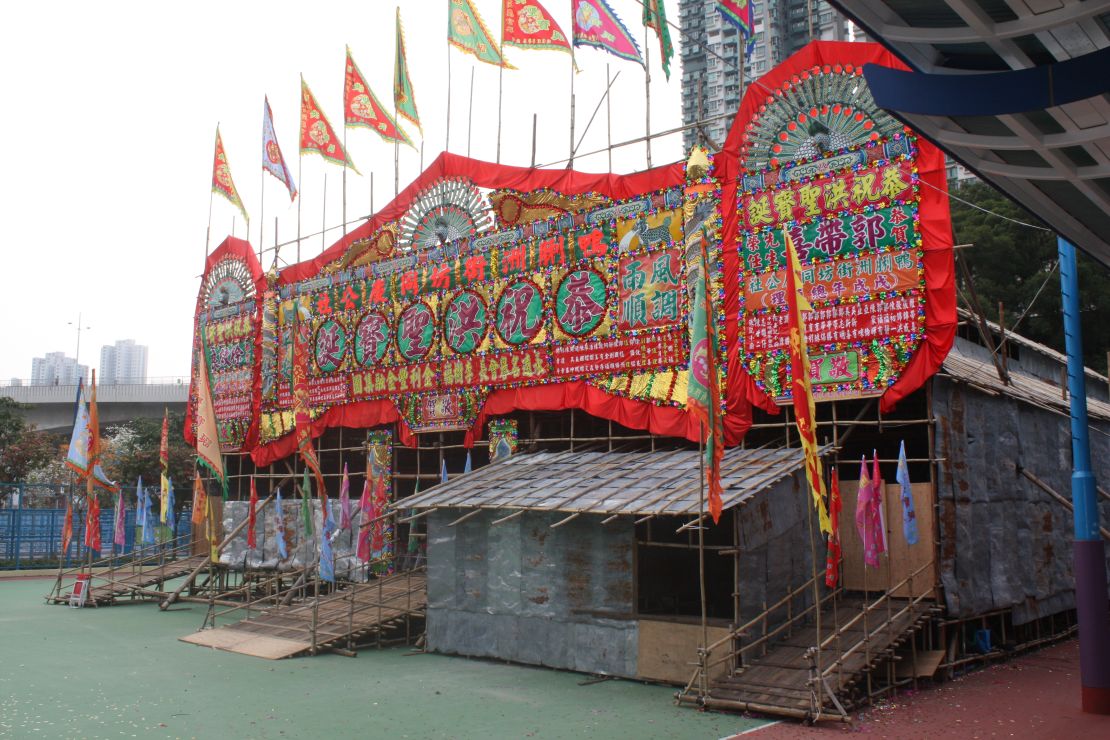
[296,148,303,263]
[321,172,327,254]
[342,113,348,236]
[371,171,375,215]
[496,51,504,163]
[206,125,216,258]
[206,187,213,259]
[644,29,652,168]
[697,420,709,697]
[605,64,613,171]
[568,47,576,169]
[466,65,475,158]
[259,162,266,264]
[446,43,452,153]
[531,113,537,167]
[393,96,400,198]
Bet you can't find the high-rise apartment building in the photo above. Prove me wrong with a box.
[98,340,148,385]
[29,352,88,386]
[680,1,854,151]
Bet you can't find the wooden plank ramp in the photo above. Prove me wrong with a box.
[180,569,426,659]
[689,597,936,721]
[48,555,210,606]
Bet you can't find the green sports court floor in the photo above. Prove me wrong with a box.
[0,578,767,739]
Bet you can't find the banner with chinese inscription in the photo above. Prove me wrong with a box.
[717,41,955,409]
[185,152,739,467]
[185,237,266,453]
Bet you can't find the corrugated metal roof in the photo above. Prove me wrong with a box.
[397,445,823,518]
[941,346,1110,422]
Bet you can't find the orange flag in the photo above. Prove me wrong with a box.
[211,127,248,222]
[345,47,413,149]
[300,76,359,173]
[191,472,207,525]
[193,342,227,497]
[784,229,831,533]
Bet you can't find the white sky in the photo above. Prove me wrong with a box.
[0,0,686,383]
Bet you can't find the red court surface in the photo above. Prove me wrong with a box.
[727,637,1109,738]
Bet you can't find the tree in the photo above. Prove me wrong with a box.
[0,398,63,482]
[950,181,1110,374]
[101,411,195,491]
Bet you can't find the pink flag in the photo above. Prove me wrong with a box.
[873,450,887,555]
[572,0,642,65]
[112,489,127,547]
[338,463,352,531]
[356,478,372,562]
[854,456,881,567]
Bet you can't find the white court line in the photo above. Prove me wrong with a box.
[720,721,781,739]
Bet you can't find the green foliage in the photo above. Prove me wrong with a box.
[951,181,1110,374]
[0,398,64,482]
[101,411,194,491]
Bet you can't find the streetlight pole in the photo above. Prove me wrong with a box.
[68,313,91,383]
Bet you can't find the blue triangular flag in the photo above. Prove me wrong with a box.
[274,488,288,559]
[896,441,919,545]
[319,518,335,583]
[441,458,448,484]
[464,451,472,474]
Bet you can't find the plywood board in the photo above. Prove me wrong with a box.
[839,480,935,598]
[895,648,945,679]
[180,628,311,659]
[636,620,731,685]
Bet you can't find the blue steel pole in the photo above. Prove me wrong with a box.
[1058,236,1110,714]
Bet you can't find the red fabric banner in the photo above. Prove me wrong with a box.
[300,77,357,172]
[715,41,955,417]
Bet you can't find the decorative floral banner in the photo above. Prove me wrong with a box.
[255,188,693,445]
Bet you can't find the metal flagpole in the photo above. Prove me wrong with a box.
[644,29,652,168]
[467,66,475,158]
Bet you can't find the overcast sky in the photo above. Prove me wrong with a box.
[0,0,686,383]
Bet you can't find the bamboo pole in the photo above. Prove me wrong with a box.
[159,492,277,610]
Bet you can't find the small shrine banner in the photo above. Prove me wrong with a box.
[488,419,518,462]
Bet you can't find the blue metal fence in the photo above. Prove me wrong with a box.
[0,484,192,569]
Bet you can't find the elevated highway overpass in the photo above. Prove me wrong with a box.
[0,382,189,432]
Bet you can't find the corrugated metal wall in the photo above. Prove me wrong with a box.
[934,379,1110,624]
[426,509,639,677]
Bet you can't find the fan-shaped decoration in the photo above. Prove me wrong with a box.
[201,258,256,310]
[398,177,490,252]
[740,64,904,172]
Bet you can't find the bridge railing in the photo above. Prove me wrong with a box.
[0,380,190,404]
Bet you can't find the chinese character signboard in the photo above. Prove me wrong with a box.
[721,43,955,406]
